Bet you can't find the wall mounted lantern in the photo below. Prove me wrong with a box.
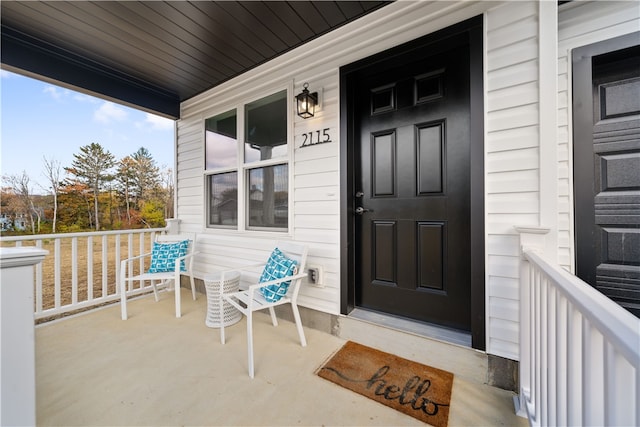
[296,83,318,119]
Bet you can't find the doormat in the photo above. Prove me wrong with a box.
[317,341,454,427]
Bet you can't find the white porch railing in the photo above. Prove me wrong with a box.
[518,248,640,426]
[0,228,167,320]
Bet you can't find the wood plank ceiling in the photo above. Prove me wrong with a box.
[1,1,390,118]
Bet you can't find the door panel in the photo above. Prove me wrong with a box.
[354,38,471,331]
[417,122,444,194]
[417,221,445,291]
[575,42,640,316]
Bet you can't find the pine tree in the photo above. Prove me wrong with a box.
[130,147,160,208]
[65,143,116,231]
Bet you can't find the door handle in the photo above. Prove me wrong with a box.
[355,206,371,215]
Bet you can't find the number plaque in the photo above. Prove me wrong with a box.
[299,128,333,148]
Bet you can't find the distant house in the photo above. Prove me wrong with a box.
[0,213,27,232]
[13,214,27,231]
[0,214,11,232]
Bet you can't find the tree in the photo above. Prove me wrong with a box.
[65,143,116,230]
[139,199,166,228]
[57,181,92,231]
[130,147,160,207]
[115,148,162,227]
[116,156,136,224]
[42,156,63,233]
[160,166,175,219]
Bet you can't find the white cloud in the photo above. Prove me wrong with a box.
[73,93,99,104]
[43,85,71,100]
[93,101,128,124]
[0,70,15,79]
[139,113,174,131]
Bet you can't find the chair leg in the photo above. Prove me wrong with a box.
[119,272,128,320]
[291,303,307,347]
[174,278,182,318]
[152,282,160,302]
[247,310,254,378]
[268,306,278,326]
[190,274,197,300]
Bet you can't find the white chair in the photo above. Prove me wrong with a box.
[119,233,198,320]
[220,242,309,378]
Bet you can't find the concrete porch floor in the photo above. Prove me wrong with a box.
[36,289,527,426]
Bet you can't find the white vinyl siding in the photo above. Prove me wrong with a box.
[176,118,205,227]
[557,1,640,272]
[485,1,540,360]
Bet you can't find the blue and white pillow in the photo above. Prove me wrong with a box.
[148,240,189,273]
[259,248,298,303]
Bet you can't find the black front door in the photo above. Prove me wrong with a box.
[350,33,472,331]
[574,36,640,316]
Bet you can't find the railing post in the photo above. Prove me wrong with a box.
[0,247,48,426]
[165,218,180,235]
[514,226,550,420]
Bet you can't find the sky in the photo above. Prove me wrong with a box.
[0,70,175,194]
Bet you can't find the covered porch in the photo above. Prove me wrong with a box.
[37,288,523,426]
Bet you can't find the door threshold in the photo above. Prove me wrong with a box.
[348,308,472,348]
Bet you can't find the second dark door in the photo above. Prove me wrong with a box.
[574,40,640,316]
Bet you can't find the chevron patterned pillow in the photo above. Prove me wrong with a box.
[259,247,298,303]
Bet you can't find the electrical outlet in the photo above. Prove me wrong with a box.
[308,268,318,283]
[307,265,324,287]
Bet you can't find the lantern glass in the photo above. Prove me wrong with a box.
[296,87,317,119]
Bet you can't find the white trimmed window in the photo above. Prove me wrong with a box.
[205,89,290,232]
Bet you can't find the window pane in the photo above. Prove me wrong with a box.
[208,172,238,227]
[206,109,237,170]
[245,90,287,163]
[248,164,288,229]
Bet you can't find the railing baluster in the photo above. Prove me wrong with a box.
[125,234,132,293]
[71,237,78,305]
[604,341,614,425]
[54,238,61,308]
[583,319,605,426]
[102,234,108,297]
[567,302,582,426]
[35,240,43,313]
[534,267,541,423]
[636,368,640,425]
[540,275,548,425]
[138,233,145,290]
[115,234,121,296]
[556,293,567,426]
[547,283,556,425]
[527,263,538,416]
[87,236,93,301]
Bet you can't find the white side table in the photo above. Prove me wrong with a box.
[203,271,242,328]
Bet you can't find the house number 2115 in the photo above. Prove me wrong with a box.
[301,128,332,147]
